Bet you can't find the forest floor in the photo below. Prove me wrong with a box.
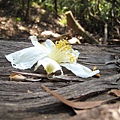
[0,2,120,45]
[0,3,67,41]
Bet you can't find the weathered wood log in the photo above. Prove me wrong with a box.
[65,11,99,44]
[0,40,120,120]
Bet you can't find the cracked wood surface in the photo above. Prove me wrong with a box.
[0,40,120,120]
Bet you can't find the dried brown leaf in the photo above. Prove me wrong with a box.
[40,84,104,109]
[93,66,100,78]
[93,66,98,71]
[9,73,26,81]
[10,72,42,82]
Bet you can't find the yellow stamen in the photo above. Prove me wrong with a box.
[48,40,77,64]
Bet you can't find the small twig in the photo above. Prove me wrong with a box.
[103,23,108,44]
[12,71,47,78]
[24,78,42,82]
[78,61,105,66]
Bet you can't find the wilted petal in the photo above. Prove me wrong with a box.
[5,47,48,70]
[61,63,100,78]
[35,57,63,75]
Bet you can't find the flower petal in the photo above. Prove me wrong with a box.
[30,36,41,47]
[42,39,55,51]
[61,63,100,78]
[30,36,53,53]
[5,47,48,70]
[35,57,63,75]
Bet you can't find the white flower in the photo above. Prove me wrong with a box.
[5,36,100,78]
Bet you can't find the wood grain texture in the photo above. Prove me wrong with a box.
[0,40,120,120]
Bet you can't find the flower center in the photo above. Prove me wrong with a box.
[48,40,78,64]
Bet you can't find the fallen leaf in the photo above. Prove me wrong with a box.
[9,73,26,81]
[12,71,46,78]
[93,66,100,78]
[40,84,104,109]
[108,89,120,97]
[94,73,100,78]
[10,72,42,82]
[93,66,98,71]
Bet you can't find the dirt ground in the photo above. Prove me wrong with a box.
[0,1,120,45]
[0,3,66,41]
